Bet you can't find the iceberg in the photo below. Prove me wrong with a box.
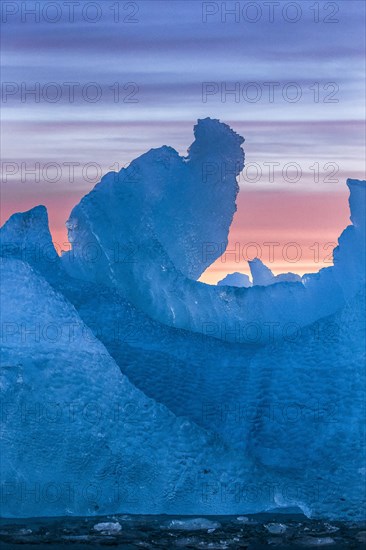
[61,122,365,343]
[0,119,365,520]
[217,260,301,288]
[218,272,252,287]
[249,258,301,286]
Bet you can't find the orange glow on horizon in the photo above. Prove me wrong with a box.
[1,188,351,285]
[200,189,350,284]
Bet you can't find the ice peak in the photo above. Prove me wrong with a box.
[248,258,275,286]
[62,118,245,282]
[2,204,48,228]
[0,204,59,271]
[195,117,244,143]
[248,258,301,286]
[187,117,245,173]
[1,204,50,241]
[347,178,366,229]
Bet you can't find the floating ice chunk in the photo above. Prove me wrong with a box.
[264,523,287,534]
[236,516,249,523]
[93,522,122,534]
[165,518,221,531]
[17,529,32,535]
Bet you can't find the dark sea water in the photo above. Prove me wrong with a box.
[1,513,365,549]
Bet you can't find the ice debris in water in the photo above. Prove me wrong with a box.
[236,516,249,523]
[165,518,221,531]
[93,522,122,534]
[264,523,287,534]
[17,529,32,535]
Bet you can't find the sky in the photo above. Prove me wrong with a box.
[1,0,365,284]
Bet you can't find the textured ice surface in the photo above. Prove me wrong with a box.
[0,257,243,518]
[0,119,365,520]
[59,119,365,342]
[1,198,365,519]
[242,289,366,520]
[62,118,244,282]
